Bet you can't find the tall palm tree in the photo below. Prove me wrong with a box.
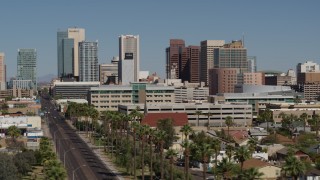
[195,143,212,180]
[180,124,193,141]
[181,139,192,180]
[146,127,155,180]
[225,144,234,162]
[248,137,258,154]
[282,156,306,180]
[206,112,212,130]
[257,108,273,131]
[210,138,221,167]
[242,167,264,180]
[166,148,178,180]
[309,114,320,136]
[156,130,167,180]
[195,110,203,126]
[7,125,21,142]
[138,124,149,180]
[299,113,308,132]
[131,121,140,179]
[234,146,251,172]
[225,116,233,140]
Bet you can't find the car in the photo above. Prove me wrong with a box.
[206,176,215,180]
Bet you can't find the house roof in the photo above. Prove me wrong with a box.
[276,147,307,156]
[242,159,273,170]
[306,168,320,176]
[228,130,249,144]
[141,112,188,127]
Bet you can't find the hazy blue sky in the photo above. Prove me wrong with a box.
[0,0,319,79]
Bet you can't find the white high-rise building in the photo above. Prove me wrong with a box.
[0,53,6,90]
[119,35,140,83]
[297,61,320,73]
[79,41,98,82]
[200,40,225,85]
[68,28,85,78]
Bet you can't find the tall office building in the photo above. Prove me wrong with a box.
[214,40,248,73]
[119,35,139,82]
[166,39,200,83]
[199,40,225,85]
[57,27,85,79]
[17,49,37,89]
[119,53,135,85]
[79,41,98,82]
[0,53,6,90]
[247,56,257,73]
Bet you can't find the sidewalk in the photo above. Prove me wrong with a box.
[66,120,125,180]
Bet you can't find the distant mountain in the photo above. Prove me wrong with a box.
[38,74,57,83]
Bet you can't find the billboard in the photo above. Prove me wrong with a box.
[124,53,133,60]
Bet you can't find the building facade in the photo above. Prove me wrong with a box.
[0,53,6,90]
[52,81,100,99]
[57,28,85,79]
[119,35,139,82]
[99,56,118,85]
[200,40,225,85]
[89,83,175,111]
[79,41,99,82]
[17,49,37,89]
[174,87,209,103]
[118,52,135,85]
[209,68,240,95]
[12,80,33,90]
[118,102,252,126]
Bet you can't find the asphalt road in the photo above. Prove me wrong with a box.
[41,94,119,180]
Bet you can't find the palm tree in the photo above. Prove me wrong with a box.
[210,138,221,167]
[156,130,167,180]
[242,167,264,180]
[166,148,178,180]
[309,114,320,136]
[225,116,233,139]
[257,108,273,131]
[7,125,21,142]
[248,137,258,154]
[299,113,308,132]
[234,146,251,172]
[282,156,306,180]
[146,127,155,180]
[195,110,202,126]
[138,124,149,180]
[225,144,234,162]
[131,121,140,179]
[206,112,212,130]
[216,158,234,179]
[180,124,193,141]
[195,143,212,180]
[181,139,192,180]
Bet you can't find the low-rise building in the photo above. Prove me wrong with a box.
[119,102,252,126]
[0,116,41,130]
[52,81,100,99]
[89,82,175,111]
[242,159,282,180]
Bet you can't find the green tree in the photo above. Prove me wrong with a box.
[180,124,193,141]
[14,150,36,176]
[155,130,167,180]
[181,140,192,180]
[0,153,18,180]
[206,112,212,130]
[282,156,306,180]
[194,143,212,180]
[241,167,264,180]
[216,158,235,179]
[43,159,67,180]
[299,113,308,132]
[195,110,202,126]
[7,125,21,142]
[248,137,258,153]
[257,108,273,132]
[210,138,221,167]
[225,116,233,139]
[234,146,251,172]
[157,118,177,149]
[166,148,178,180]
[225,144,235,162]
[308,114,320,136]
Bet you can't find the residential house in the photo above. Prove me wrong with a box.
[242,159,282,180]
[276,147,311,161]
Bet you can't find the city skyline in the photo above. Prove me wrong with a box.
[0,0,319,79]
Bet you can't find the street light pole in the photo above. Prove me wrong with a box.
[64,147,75,167]
[73,164,86,180]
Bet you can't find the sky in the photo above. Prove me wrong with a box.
[0,0,319,79]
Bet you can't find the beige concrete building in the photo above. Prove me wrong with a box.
[89,83,175,112]
[68,28,85,77]
[297,72,320,84]
[243,72,265,85]
[200,40,225,85]
[304,84,320,100]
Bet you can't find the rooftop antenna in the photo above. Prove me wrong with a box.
[242,32,245,47]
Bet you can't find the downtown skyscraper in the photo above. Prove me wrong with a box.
[166,39,200,83]
[118,35,139,84]
[17,49,37,89]
[57,27,85,79]
[79,41,98,82]
[0,53,6,90]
